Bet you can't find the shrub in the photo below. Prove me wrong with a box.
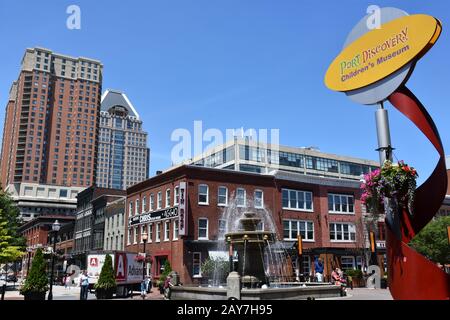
[157,260,172,287]
[20,248,48,295]
[344,269,363,278]
[94,254,116,291]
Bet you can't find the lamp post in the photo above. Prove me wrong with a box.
[142,231,148,281]
[48,220,61,301]
[25,247,32,278]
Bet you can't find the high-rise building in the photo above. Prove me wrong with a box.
[0,47,103,221]
[96,89,149,189]
[0,47,103,188]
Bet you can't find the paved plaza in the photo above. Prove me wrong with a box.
[2,282,391,300]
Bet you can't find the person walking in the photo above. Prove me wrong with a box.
[314,257,324,282]
[79,271,89,300]
[140,279,147,299]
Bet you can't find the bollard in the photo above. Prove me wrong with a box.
[226,272,241,300]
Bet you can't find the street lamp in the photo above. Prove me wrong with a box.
[48,220,61,301]
[142,231,148,281]
[26,247,32,278]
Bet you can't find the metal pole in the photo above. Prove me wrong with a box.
[375,102,393,165]
[26,251,31,278]
[142,240,146,281]
[48,232,56,300]
[375,102,401,239]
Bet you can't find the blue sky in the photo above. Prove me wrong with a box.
[0,0,449,184]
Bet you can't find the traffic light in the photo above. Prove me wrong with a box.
[369,231,376,253]
[297,234,303,255]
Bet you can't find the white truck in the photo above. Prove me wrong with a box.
[86,251,145,297]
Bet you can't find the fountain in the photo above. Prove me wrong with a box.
[170,195,342,300]
[225,211,275,288]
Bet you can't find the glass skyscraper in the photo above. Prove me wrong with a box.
[96,90,149,189]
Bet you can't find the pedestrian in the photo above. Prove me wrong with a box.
[145,275,151,293]
[65,274,71,290]
[163,275,173,300]
[314,257,324,282]
[140,280,147,299]
[79,270,89,300]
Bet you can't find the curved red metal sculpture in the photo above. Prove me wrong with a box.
[386,86,450,300]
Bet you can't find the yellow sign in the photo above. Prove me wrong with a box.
[325,14,441,92]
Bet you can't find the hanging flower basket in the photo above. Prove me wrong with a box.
[361,160,418,215]
[134,254,153,263]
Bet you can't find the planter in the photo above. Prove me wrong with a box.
[23,292,46,301]
[95,288,114,300]
[351,277,366,288]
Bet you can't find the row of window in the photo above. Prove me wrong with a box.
[282,188,355,214]
[127,220,180,244]
[128,218,357,243]
[129,185,265,217]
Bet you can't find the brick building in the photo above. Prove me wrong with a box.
[19,215,75,277]
[126,165,372,285]
[0,47,103,221]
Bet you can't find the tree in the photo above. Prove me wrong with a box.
[201,257,229,284]
[409,216,450,265]
[20,248,48,296]
[157,260,172,288]
[95,254,116,291]
[0,188,25,263]
[0,211,23,263]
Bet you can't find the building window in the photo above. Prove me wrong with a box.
[173,220,179,240]
[254,190,263,208]
[328,194,354,214]
[329,223,356,242]
[142,196,147,213]
[129,201,133,217]
[197,184,208,205]
[218,186,228,206]
[156,223,161,242]
[133,227,138,244]
[282,189,313,211]
[127,228,132,245]
[218,219,227,239]
[174,186,179,205]
[164,220,170,241]
[236,188,246,207]
[150,194,154,211]
[148,224,153,243]
[193,252,201,277]
[140,225,146,243]
[341,256,356,270]
[157,192,162,209]
[198,218,208,240]
[302,256,311,274]
[136,199,140,215]
[165,189,171,208]
[283,220,314,241]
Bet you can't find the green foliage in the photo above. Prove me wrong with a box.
[20,248,48,294]
[0,189,25,263]
[0,189,25,247]
[0,212,24,263]
[410,216,450,264]
[157,260,172,287]
[201,257,229,283]
[94,254,116,291]
[344,269,363,278]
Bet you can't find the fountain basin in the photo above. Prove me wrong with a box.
[170,283,341,300]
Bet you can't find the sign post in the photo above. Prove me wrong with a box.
[324,7,449,299]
